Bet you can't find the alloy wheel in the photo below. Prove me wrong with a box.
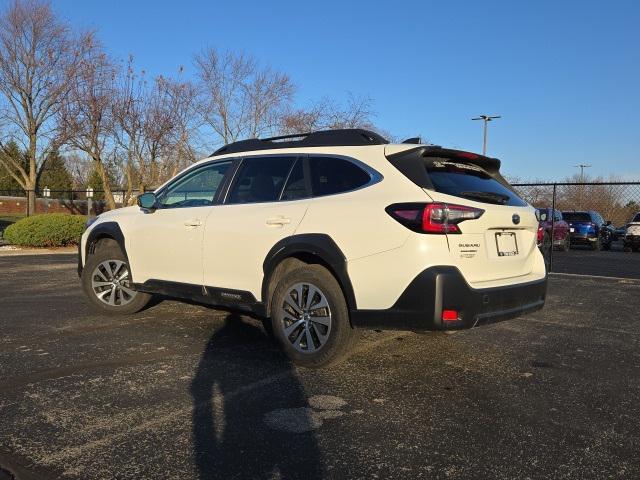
[91,260,137,306]
[280,282,332,354]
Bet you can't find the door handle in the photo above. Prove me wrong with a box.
[266,216,291,226]
[184,219,202,227]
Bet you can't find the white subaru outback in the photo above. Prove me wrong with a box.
[79,129,547,367]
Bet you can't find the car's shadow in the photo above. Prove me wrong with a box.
[190,313,324,480]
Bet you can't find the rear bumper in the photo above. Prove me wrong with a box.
[569,233,597,244]
[350,266,547,331]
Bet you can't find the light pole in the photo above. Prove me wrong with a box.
[471,115,501,155]
[43,186,50,211]
[86,187,94,218]
[573,164,591,181]
[573,164,591,209]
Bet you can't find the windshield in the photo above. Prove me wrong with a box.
[633,213,640,223]
[562,212,591,223]
[426,160,527,207]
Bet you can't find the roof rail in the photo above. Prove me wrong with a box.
[211,129,389,156]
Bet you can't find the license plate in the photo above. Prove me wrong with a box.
[495,232,518,257]
[570,227,575,232]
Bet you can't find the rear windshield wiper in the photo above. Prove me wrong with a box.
[458,190,510,205]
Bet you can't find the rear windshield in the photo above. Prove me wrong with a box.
[562,212,591,223]
[426,160,527,207]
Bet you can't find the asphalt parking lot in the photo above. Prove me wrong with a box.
[1,253,639,479]
[549,242,640,279]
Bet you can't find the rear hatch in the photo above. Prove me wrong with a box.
[386,146,539,284]
[562,212,595,236]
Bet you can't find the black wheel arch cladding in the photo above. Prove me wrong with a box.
[84,222,129,271]
[262,234,357,311]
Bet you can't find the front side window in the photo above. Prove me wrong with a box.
[309,156,371,197]
[227,156,295,204]
[158,161,232,209]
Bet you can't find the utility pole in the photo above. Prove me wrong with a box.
[471,115,501,155]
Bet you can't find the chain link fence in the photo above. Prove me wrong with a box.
[3,183,640,278]
[512,182,640,278]
[0,189,146,217]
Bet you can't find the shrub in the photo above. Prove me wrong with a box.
[4,214,87,247]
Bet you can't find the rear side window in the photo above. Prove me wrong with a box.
[309,156,371,197]
[562,212,591,223]
[281,159,308,201]
[426,160,527,207]
[227,156,295,204]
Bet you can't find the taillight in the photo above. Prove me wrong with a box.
[442,309,459,321]
[386,202,484,234]
[537,226,544,243]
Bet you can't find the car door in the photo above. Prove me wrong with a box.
[553,210,567,242]
[127,160,233,285]
[202,155,310,300]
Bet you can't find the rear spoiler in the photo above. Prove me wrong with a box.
[385,145,510,190]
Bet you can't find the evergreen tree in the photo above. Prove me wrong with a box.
[0,140,27,193]
[87,167,105,201]
[38,149,73,197]
[86,164,117,201]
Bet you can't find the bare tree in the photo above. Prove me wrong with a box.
[113,59,198,199]
[0,0,91,214]
[280,94,376,134]
[142,74,198,184]
[65,152,92,188]
[59,39,119,208]
[195,48,295,146]
[111,57,146,201]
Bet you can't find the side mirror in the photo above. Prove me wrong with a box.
[137,192,158,211]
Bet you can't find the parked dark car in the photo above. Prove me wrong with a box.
[536,208,570,252]
[623,212,640,252]
[613,225,627,241]
[562,210,615,250]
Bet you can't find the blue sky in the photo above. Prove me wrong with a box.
[53,0,639,181]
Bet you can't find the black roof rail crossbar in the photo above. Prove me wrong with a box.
[211,129,389,156]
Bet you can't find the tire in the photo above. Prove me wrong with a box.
[270,264,359,368]
[81,239,152,315]
[540,233,551,256]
